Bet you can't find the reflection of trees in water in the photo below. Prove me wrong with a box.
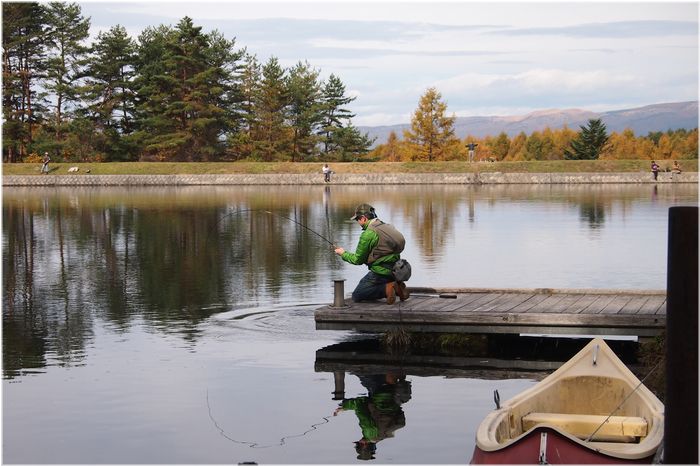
[3,201,94,377]
[565,188,611,230]
[2,194,346,377]
[3,184,696,377]
[579,202,606,229]
[392,189,463,263]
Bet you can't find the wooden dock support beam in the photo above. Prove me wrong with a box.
[664,206,698,464]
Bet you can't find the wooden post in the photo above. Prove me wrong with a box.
[664,206,698,464]
[331,279,347,308]
[332,371,345,400]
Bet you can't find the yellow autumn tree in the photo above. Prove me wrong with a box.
[380,130,404,161]
[505,132,527,160]
[485,132,510,161]
[602,128,636,160]
[403,87,458,161]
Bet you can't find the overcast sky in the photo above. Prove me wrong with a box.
[79,1,699,126]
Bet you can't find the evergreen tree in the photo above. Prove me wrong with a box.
[333,123,374,161]
[286,61,321,161]
[2,2,48,161]
[201,29,244,157]
[230,52,261,159]
[403,87,457,161]
[133,18,241,161]
[318,74,355,155]
[43,2,90,146]
[254,56,289,161]
[82,25,138,160]
[132,24,174,159]
[564,118,609,160]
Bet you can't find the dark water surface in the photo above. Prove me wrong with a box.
[3,184,696,463]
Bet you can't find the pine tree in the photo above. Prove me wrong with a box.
[133,18,241,161]
[44,2,90,145]
[565,118,609,160]
[230,53,261,159]
[318,74,355,155]
[254,56,289,161]
[403,87,457,161]
[286,61,321,161]
[2,2,48,161]
[332,123,374,161]
[82,25,138,160]
[132,24,173,159]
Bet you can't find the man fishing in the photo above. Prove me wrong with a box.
[334,204,409,304]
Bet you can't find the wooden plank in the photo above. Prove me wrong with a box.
[469,293,533,313]
[315,309,664,328]
[316,321,665,337]
[507,293,548,313]
[619,295,651,314]
[423,292,488,312]
[537,294,586,313]
[563,294,601,314]
[493,293,539,312]
[457,293,505,312]
[580,294,617,314]
[526,294,567,313]
[638,295,666,315]
[600,295,634,314]
[350,295,432,312]
[427,292,491,313]
[656,300,666,315]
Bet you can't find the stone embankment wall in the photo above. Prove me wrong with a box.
[3,172,697,186]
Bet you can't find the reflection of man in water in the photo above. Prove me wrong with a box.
[333,373,412,461]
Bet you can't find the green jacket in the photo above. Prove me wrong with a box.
[341,393,405,442]
[341,219,401,277]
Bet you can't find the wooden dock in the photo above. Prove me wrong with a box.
[314,287,667,337]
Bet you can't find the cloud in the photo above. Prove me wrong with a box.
[435,68,636,96]
[490,20,698,38]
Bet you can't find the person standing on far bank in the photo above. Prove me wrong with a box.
[651,160,660,181]
[334,204,409,304]
[466,142,478,163]
[41,152,50,174]
[322,164,332,183]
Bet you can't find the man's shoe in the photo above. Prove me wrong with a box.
[395,281,410,301]
[385,282,396,305]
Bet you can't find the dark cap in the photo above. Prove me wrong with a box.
[351,203,375,221]
[354,440,377,460]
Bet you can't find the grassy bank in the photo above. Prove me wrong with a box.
[3,159,697,176]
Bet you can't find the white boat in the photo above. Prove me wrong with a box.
[471,338,664,464]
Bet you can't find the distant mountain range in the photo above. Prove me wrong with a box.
[358,101,698,145]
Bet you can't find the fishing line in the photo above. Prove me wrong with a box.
[206,389,332,449]
[265,210,335,247]
[323,187,335,247]
[216,208,335,247]
[584,359,662,443]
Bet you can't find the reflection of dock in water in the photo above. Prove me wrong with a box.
[314,336,641,380]
[315,287,666,338]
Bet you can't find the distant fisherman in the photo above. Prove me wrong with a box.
[334,204,409,304]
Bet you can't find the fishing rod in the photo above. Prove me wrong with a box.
[216,208,336,247]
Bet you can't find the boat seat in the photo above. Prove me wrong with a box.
[522,412,648,442]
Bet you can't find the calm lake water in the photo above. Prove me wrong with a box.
[3,183,697,464]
